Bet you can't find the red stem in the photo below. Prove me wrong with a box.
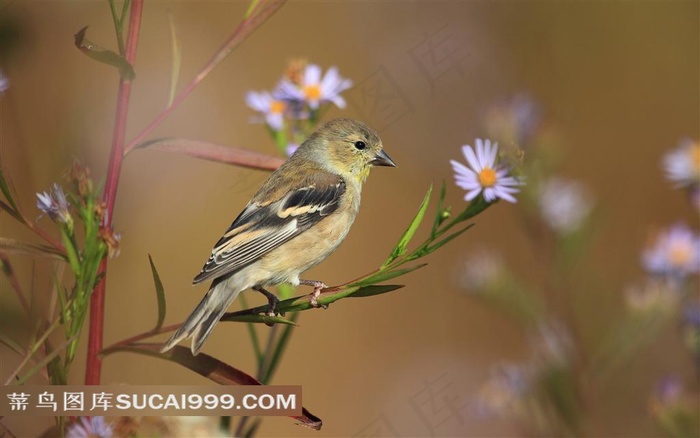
[84,0,143,385]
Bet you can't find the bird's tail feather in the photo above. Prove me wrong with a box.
[160,279,244,355]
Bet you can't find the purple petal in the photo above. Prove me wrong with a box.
[463,145,481,171]
[305,64,322,85]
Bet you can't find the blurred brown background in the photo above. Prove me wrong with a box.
[0,1,697,437]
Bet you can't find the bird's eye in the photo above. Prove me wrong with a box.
[354,140,366,150]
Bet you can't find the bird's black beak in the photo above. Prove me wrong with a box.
[370,149,397,167]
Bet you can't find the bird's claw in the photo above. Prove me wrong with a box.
[309,288,328,309]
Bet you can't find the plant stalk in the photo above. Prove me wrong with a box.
[84,0,143,385]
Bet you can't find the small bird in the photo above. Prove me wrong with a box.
[161,118,396,355]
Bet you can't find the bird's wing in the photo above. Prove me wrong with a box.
[192,173,346,284]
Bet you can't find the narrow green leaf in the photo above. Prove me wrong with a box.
[119,0,131,27]
[60,231,80,275]
[244,0,262,19]
[0,333,26,357]
[0,199,24,223]
[382,185,432,268]
[223,313,298,326]
[166,11,181,107]
[0,168,20,212]
[73,26,135,80]
[262,313,299,384]
[108,0,126,54]
[243,419,262,438]
[424,225,474,254]
[348,284,405,298]
[0,238,66,261]
[431,181,448,238]
[353,264,428,287]
[148,254,167,331]
[238,294,262,365]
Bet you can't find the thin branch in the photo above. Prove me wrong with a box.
[122,0,286,156]
[4,319,60,385]
[0,253,30,314]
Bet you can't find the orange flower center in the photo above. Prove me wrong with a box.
[478,168,497,187]
[669,242,691,266]
[270,100,285,114]
[303,84,321,100]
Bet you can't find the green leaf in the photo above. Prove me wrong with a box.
[243,419,262,438]
[348,284,405,298]
[148,254,167,331]
[382,185,432,268]
[0,199,24,223]
[353,264,428,287]
[166,12,181,107]
[73,26,135,80]
[261,312,299,384]
[60,230,80,275]
[0,238,66,261]
[423,224,474,255]
[102,343,323,430]
[238,294,262,365]
[0,333,26,356]
[0,169,20,213]
[222,313,298,326]
[244,0,262,19]
[430,182,448,238]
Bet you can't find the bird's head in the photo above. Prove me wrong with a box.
[300,118,396,183]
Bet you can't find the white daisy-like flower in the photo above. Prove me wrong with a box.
[244,90,286,131]
[663,138,700,188]
[450,138,521,203]
[538,177,594,235]
[275,64,352,110]
[642,223,700,278]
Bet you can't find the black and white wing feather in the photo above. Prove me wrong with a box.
[193,175,346,284]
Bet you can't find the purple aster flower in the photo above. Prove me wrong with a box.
[36,183,72,225]
[484,93,541,146]
[471,363,531,419]
[538,177,593,235]
[663,138,700,188]
[245,90,286,131]
[642,223,700,278]
[450,138,522,203]
[275,64,352,110]
[66,416,112,438]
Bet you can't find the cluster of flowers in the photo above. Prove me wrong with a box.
[245,61,352,156]
[36,162,121,258]
[454,95,699,431]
